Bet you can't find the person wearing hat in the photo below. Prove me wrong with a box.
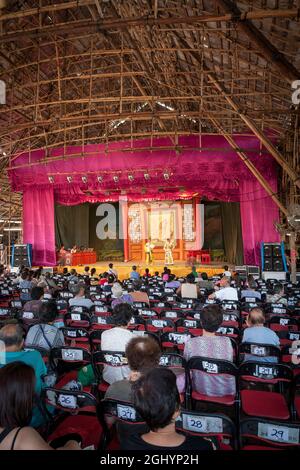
[111,282,133,309]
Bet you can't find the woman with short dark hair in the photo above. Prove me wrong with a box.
[121,368,213,450]
[0,362,80,450]
[25,302,65,351]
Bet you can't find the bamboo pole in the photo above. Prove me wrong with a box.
[178,36,300,189]
[1,10,299,43]
[210,117,288,215]
[215,0,300,83]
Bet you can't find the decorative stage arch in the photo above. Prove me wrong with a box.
[9,135,280,266]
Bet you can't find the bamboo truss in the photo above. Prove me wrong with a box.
[0,0,299,225]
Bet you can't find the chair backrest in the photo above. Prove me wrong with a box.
[61,327,90,345]
[127,315,145,331]
[102,398,148,439]
[238,361,293,384]
[90,314,115,330]
[145,318,175,333]
[240,418,300,449]
[64,311,91,328]
[176,410,236,450]
[50,346,92,375]
[160,331,192,351]
[92,350,128,382]
[238,342,281,363]
[42,386,98,414]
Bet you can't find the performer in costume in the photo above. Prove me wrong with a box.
[144,239,155,264]
[164,238,175,265]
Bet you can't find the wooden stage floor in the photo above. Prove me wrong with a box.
[56,261,226,281]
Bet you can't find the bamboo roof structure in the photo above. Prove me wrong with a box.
[0,0,299,233]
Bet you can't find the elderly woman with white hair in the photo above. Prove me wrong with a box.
[111,282,133,309]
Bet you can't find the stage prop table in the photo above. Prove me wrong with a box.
[61,251,97,266]
[186,250,211,265]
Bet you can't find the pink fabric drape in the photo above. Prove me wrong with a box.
[11,135,280,266]
[240,179,280,265]
[23,188,56,266]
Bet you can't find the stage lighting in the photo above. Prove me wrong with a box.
[163,172,170,180]
[82,176,87,184]
[48,176,54,183]
[144,173,150,180]
[67,176,72,183]
[128,174,134,182]
[113,175,119,183]
[97,176,103,183]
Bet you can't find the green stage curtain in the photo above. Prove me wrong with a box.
[221,202,244,265]
[55,204,90,250]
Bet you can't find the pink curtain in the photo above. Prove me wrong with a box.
[240,179,280,265]
[23,188,56,266]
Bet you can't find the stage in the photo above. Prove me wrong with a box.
[55,261,227,281]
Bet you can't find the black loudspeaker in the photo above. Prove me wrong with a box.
[263,244,273,258]
[264,258,273,271]
[273,258,284,272]
[273,245,282,257]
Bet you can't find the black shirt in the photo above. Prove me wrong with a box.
[121,432,213,451]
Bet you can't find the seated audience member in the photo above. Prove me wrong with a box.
[122,368,213,451]
[209,277,238,301]
[69,269,78,283]
[44,272,59,291]
[130,266,140,280]
[103,274,115,293]
[130,280,150,305]
[242,308,280,363]
[223,265,232,277]
[83,266,90,276]
[0,362,81,450]
[232,272,242,288]
[165,274,181,289]
[108,263,118,280]
[162,268,170,282]
[69,284,94,309]
[197,272,214,290]
[266,283,287,305]
[105,336,161,404]
[23,286,44,316]
[176,274,200,299]
[182,304,234,397]
[99,272,109,286]
[90,268,97,278]
[19,272,33,302]
[241,278,261,301]
[143,268,151,278]
[111,283,133,309]
[25,302,65,351]
[101,304,133,384]
[0,324,48,428]
[189,266,198,279]
[62,267,69,276]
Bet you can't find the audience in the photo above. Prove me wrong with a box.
[105,336,161,404]
[223,265,232,277]
[209,277,238,301]
[181,304,235,397]
[108,263,118,280]
[266,283,287,305]
[25,302,65,351]
[241,277,261,301]
[23,286,44,316]
[165,274,181,289]
[242,308,280,363]
[130,280,150,305]
[19,272,33,302]
[0,362,80,450]
[111,283,133,309]
[122,368,213,451]
[176,274,200,299]
[0,324,48,427]
[130,266,140,280]
[197,272,214,290]
[101,304,133,384]
[69,284,94,309]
